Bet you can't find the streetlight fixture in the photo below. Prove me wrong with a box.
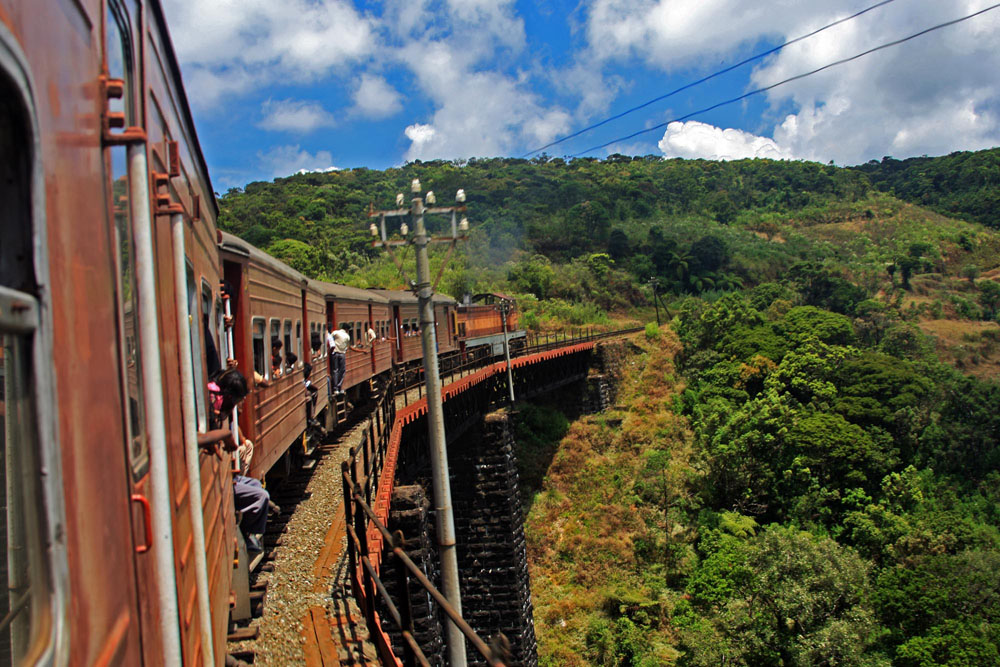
[370,183,469,667]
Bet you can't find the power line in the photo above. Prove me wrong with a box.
[571,2,1000,158]
[520,0,904,159]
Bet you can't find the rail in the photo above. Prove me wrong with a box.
[341,325,641,664]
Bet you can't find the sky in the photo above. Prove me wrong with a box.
[160,0,1000,190]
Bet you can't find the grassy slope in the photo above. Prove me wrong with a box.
[522,330,695,665]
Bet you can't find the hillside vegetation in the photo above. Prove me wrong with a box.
[220,149,1000,663]
[522,290,1000,665]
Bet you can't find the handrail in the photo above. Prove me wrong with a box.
[344,475,506,666]
[396,325,642,402]
[341,325,640,664]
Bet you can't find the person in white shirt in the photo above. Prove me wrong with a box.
[327,323,350,394]
[365,325,376,346]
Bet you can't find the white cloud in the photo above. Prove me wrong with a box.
[161,0,374,109]
[258,144,337,178]
[395,35,571,161]
[259,99,336,133]
[351,74,403,119]
[658,121,797,160]
[582,0,1000,163]
[404,123,436,149]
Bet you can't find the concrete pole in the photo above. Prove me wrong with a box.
[501,302,515,403]
[412,196,467,667]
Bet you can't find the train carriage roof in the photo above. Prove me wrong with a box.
[218,231,307,285]
[307,278,389,304]
[371,289,456,307]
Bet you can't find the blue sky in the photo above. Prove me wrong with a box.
[161,0,1000,190]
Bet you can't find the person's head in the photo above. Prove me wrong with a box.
[214,368,248,411]
[271,337,283,352]
[326,322,333,332]
[303,361,313,380]
[285,352,298,367]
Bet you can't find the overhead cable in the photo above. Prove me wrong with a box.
[521,0,904,158]
[571,2,1000,158]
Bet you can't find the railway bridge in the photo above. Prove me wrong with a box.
[330,329,637,666]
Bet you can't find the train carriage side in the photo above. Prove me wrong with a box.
[142,2,241,663]
[374,290,423,365]
[319,282,390,395]
[434,294,459,356]
[0,0,150,661]
[0,0,238,662]
[230,237,310,479]
[303,280,330,419]
[456,293,526,359]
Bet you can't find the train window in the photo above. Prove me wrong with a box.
[1,49,64,659]
[283,320,292,372]
[269,319,281,376]
[185,264,207,432]
[106,1,136,131]
[0,302,53,662]
[199,280,216,425]
[294,320,302,366]
[109,157,147,481]
[252,319,266,380]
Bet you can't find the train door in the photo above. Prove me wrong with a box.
[105,0,169,662]
[368,304,376,373]
[392,305,402,363]
[326,300,335,393]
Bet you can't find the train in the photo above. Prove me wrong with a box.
[0,0,520,664]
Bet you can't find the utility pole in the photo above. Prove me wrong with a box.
[498,298,515,403]
[370,180,469,667]
[649,277,661,326]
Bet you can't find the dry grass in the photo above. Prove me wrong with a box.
[525,327,695,665]
[919,319,1000,381]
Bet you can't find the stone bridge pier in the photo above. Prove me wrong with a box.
[379,342,626,665]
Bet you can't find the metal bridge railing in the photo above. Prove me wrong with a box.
[342,325,641,664]
[398,325,643,404]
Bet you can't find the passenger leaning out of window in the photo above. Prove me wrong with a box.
[199,368,272,552]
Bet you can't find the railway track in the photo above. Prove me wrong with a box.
[226,398,381,666]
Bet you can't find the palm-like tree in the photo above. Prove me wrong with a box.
[688,273,716,293]
[669,250,691,281]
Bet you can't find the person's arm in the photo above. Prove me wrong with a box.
[197,429,236,453]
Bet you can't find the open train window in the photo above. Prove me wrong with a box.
[283,319,293,372]
[295,320,302,365]
[185,264,207,432]
[269,319,281,377]
[252,318,266,380]
[0,39,64,661]
[198,280,216,426]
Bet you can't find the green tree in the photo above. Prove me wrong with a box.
[978,280,1000,319]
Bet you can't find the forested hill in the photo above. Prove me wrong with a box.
[218,149,998,294]
[854,148,1000,228]
[218,154,874,284]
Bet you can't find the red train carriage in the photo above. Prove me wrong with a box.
[1,0,237,663]
[303,280,330,420]
[309,279,392,399]
[373,290,459,365]
[457,293,526,357]
[217,232,315,480]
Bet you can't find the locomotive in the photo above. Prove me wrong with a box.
[0,0,519,664]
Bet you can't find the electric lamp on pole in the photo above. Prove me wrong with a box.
[370,180,469,667]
